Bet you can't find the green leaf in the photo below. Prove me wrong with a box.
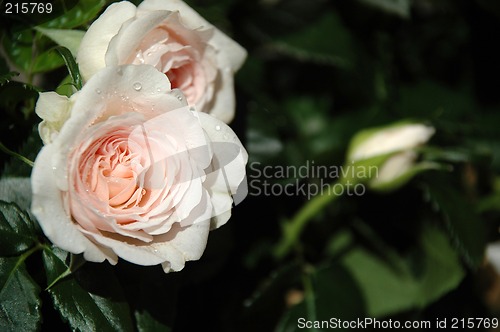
[284,97,338,160]
[35,27,85,56]
[0,80,39,109]
[274,301,307,332]
[0,201,38,256]
[342,223,465,317]
[1,29,67,74]
[0,256,41,332]
[357,0,411,18]
[135,310,172,332]
[275,264,365,332]
[478,192,500,213]
[396,81,474,120]
[311,264,366,321]
[55,46,82,90]
[0,72,20,86]
[0,0,79,28]
[0,178,33,213]
[41,0,106,29]
[1,30,33,73]
[42,248,134,332]
[242,262,302,331]
[1,126,43,178]
[271,12,354,68]
[0,55,8,74]
[55,75,76,97]
[31,47,66,74]
[422,176,488,268]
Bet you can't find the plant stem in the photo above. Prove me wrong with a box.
[45,253,86,290]
[273,177,352,259]
[0,141,34,167]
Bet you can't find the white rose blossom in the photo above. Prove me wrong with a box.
[31,64,248,272]
[348,123,436,190]
[77,0,247,123]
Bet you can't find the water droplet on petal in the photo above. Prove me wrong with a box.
[223,134,228,140]
[169,89,186,103]
[133,82,142,91]
[116,67,123,75]
[215,125,221,131]
[147,52,152,57]
[95,88,101,94]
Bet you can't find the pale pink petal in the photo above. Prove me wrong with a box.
[137,0,247,70]
[105,11,169,66]
[197,112,248,228]
[31,144,116,263]
[77,2,137,81]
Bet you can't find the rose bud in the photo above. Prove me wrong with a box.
[346,122,437,191]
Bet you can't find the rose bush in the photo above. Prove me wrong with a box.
[31,64,247,272]
[77,0,247,123]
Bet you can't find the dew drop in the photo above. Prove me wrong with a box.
[223,134,228,140]
[116,67,123,75]
[169,89,185,102]
[95,88,101,94]
[215,125,221,131]
[147,52,152,57]
[133,82,142,91]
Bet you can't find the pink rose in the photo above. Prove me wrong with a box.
[31,64,247,272]
[77,0,247,123]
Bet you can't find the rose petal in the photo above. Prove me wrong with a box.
[105,10,169,67]
[77,1,137,81]
[31,143,116,263]
[80,218,211,272]
[205,68,236,123]
[137,0,247,70]
[35,92,72,144]
[197,112,248,228]
[350,124,435,161]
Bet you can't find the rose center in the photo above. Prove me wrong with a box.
[82,134,146,209]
